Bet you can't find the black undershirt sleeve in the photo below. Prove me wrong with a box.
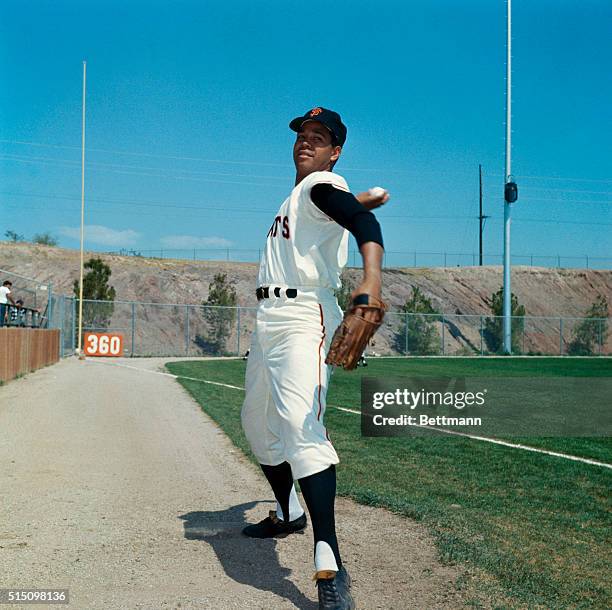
[310,183,384,249]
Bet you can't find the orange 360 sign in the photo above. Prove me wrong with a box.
[83,332,124,357]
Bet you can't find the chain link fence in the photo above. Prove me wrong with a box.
[107,248,612,270]
[0,268,52,318]
[48,299,610,358]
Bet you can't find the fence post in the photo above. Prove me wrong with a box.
[559,317,563,355]
[185,305,190,356]
[131,302,136,357]
[530,255,533,266]
[480,315,484,356]
[586,256,589,269]
[557,255,561,268]
[599,319,603,356]
[444,252,447,267]
[71,297,76,353]
[59,295,65,358]
[413,251,417,267]
[47,282,53,329]
[236,307,241,356]
[441,314,445,355]
[193,249,196,261]
[404,313,409,355]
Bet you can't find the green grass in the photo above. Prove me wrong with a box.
[167,357,612,609]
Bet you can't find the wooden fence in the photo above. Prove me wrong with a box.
[0,328,60,383]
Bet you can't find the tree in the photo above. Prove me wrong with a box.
[334,271,355,311]
[73,258,116,331]
[567,295,609,356]
[395,286,441,355]
[197,273,237,355]
[33,232,58,246]
[5,230,25,242]
[483,287,525,354]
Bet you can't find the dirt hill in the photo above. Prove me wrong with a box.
[2,242,610,355]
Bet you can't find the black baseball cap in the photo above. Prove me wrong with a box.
[289,107,347,146]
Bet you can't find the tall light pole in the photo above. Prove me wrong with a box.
[77,60,87,358]
[503,0,518,354]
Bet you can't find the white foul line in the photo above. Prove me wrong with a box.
[88,359,612,470]
[332,406,612,470]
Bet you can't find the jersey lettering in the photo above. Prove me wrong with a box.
[267,215,290,240]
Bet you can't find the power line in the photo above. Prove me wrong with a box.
[0,138,388,173]
[8,139,609,183]
[4,153,611,203]
[520,186,612,195]
[0,155,289,189]
[486,172,612,184]
[0,191,271,213]
[3,191,610,226]
[0,152,290,181]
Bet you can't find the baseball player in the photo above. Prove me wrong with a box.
[241,107,387,610]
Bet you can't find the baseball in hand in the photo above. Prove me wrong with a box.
[368,186,387,198]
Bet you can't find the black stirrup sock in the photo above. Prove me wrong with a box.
[260,461,293,523]
[298,465,342,568]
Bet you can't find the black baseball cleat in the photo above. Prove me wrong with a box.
[242,510,307,538]
[315,566,355,610]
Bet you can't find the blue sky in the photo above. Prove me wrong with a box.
[1,0,610,267]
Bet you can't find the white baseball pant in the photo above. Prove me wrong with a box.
[241,288,342,480]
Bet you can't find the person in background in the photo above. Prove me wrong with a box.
[9,299,27,327]
[0,280,16,327]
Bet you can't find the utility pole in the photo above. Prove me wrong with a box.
[478,164,489,266]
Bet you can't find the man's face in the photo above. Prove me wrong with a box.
[293,121,341,176]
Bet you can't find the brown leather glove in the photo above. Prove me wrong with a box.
[325,294,387,370]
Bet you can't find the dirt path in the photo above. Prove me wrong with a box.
[0,357,472,610]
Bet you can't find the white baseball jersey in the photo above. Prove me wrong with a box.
[0,286,10,304]
[257,171,350,290]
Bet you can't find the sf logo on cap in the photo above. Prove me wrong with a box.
[309,107,323,117]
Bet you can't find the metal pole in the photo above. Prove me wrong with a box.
[77,60,87,358]
[502,0,513,354]
[131,301,136,357]
[599,319,603,356]
[185,305,190,356]
[59,296,65,358]
[441,314,445,355]
[559,317,563,355]
[71,297,76,353]
[480,315,484,356]
[404,312,409,355]
[236,306,241,356]
[47,284,54,329]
